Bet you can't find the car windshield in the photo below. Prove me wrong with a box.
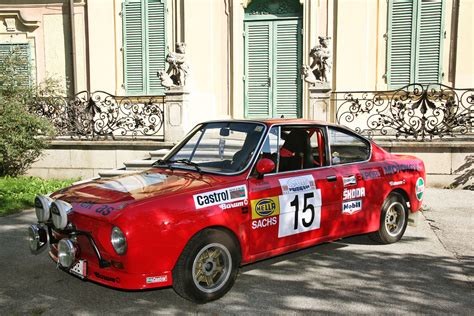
[158,122,266,174]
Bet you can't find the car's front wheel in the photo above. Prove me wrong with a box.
[369,192,408,244]
[172,229,240,303]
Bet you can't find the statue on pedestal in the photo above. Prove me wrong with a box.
[158,42,189,88]
[302,36,332,87]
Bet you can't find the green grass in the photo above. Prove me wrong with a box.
[0,176,77,217]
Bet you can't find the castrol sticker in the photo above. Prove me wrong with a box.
[193,185,247,209]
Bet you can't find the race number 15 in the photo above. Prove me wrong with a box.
[278,190,322,238]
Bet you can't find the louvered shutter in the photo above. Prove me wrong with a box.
[123,0,145,94]
[387,0,444,88]
[274,20,302,118]
[245,21,272,118]
[387,0,417,88]
[415,0,444,83]
[123,0,166,95]
[147,0,166,95]
[0,43,31,87]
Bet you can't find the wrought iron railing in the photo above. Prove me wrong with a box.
[31,91,165,140]
[333,83,474,141]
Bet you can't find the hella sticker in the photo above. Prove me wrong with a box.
[342,200,362,215]
[193,185,248,209]
[251,197,280,219]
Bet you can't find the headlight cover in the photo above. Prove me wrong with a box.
[34,195,53,222]
[111,226,127,255]
[51,200,72,230]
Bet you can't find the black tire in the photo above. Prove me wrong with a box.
[369,192,408,244]
[172,229,241,303]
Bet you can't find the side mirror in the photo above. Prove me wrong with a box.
[255,158,275,179]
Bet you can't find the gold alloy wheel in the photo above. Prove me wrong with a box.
[192,243,232,294]
[384,201,406,237]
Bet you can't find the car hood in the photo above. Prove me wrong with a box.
[51,169,226,221]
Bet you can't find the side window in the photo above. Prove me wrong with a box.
[278,126,325,172]
[328,128,370,165]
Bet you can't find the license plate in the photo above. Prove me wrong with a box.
[70,260,87,278]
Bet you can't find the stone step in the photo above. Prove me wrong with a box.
[98,169,136,178]
[123,159,155,170]
[149,149,171,159]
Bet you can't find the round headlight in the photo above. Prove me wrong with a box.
[35,195,53,222]
[58,239,77,268]
[51,200,72,230]
[111,226,127,255]
[28,224,47,252]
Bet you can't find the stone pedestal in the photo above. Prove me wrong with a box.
[308,83,331,122]
[164,87,190,143]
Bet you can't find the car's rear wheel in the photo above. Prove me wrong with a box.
[172,229,240,303]
[369,192,408,244]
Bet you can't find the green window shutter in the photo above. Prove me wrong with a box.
[146,0,166,95]
[0,43,32,87]
[245,21,272,118]
[123,0,166,95]
[387,0,417,89]
[387,0,444,88]
[274,20,302,118]
[123,0,145,94]
[415,0,445,83]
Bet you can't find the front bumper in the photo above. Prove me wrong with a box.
[49,248,172,290]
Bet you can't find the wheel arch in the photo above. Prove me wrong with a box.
[388,188,411,211]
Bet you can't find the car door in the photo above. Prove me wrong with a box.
[327,127,377,236]
[247,125,341,257]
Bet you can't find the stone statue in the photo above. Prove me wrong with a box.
[158,42,189,88]
[302,36,332,86]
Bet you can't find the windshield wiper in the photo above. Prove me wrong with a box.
[153,159,202,174]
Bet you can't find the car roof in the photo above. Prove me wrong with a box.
[203,118,339,127]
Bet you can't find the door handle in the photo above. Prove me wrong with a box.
[326,175,337,182]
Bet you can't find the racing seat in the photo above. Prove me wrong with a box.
[279,129,313,172]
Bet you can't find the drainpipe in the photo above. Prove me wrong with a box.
[69,0,78,95]
[225,0,231,117]
[448,0,459,86]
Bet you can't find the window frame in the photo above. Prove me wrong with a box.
[326,126,372,167]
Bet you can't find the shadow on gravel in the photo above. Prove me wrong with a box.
[0,211,472,314]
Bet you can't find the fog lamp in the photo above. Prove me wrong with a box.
[28,224,47,252]
[58,239,77,268]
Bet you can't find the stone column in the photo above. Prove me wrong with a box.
[308,83,331,122]
[164,87,190,143]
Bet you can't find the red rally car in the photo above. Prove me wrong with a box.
[28,119,426,303]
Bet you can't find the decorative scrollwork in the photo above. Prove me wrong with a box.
[30,91,165,140]
[333,83,474,141]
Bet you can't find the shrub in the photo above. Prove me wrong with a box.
[0,46,64,176]
[0,99,55,176]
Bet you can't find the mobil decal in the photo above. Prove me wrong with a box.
[343,187,366,201]
[193,185,248,209]
[279,175,316,195]
[251,197,280,230]
[342,199,362,215]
